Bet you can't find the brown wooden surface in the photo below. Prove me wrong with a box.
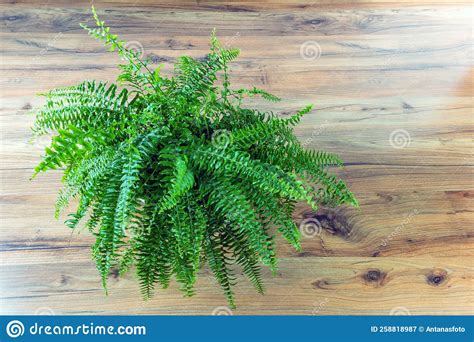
[0,0,473,315]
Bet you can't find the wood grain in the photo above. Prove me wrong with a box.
[0,0,473,315]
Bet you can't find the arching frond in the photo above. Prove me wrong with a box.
[31,6,357,307]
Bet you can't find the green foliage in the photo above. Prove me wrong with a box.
[32,6,357,307]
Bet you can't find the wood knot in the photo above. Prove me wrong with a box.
[109,267,120,280]
[22,103,32,110]
[376,192,394,204]
[402,101,414,110]
[148,53,168,64]
[362,269,387,287]
[311,279,331,290]
[60,274,70,286]
[426,269,447,286]
[296,251,313,257]
[302,208,355,240]
[303,18,328,26]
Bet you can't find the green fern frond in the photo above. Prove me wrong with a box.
[31,7,357,307]
[157,153,195,213]
[205,232,236,308]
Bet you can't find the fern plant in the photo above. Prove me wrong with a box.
[32,7,357,307]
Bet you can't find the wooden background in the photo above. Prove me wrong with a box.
[1,0,473,315]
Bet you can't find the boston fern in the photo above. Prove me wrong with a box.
[32,7,357,307]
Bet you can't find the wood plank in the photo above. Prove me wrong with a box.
[1,167,472,259]
[0,257,472,315]
[1,97,472,168]
[0,0,472,315]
